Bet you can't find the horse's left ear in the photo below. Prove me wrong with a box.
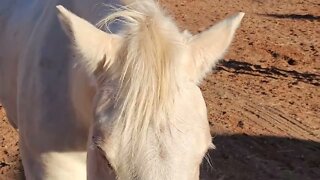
[188,12,244,83]
[56,5,122,76]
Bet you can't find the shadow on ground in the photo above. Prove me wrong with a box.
[200,134,320,180]
[215,59,320,86]
[258,13,320,21]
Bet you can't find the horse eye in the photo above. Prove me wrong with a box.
[96,145,114,170]
[92,136,114,171]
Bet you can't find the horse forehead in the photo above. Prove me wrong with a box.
[172,84,209,139]
[176,83,206,112]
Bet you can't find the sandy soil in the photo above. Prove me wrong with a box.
[1,0,319,179]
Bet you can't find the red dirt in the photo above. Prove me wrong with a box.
[1,0,319,179]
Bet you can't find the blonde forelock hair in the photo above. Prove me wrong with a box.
[98,1,183,179]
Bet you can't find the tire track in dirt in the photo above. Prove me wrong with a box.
[212,61,319,142]
[267,107,319,138]
[246,104,317,141]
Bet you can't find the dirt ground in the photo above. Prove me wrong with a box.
[1,0,319,179]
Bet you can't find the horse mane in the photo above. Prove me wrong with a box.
[99,1,182,178]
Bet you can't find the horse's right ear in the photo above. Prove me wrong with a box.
[187,12,244,83]
[56,5,122,76]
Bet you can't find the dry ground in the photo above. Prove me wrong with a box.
[1,0,319,179]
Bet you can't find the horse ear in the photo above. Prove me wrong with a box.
[188,12,244,83]
[56,5,122,75]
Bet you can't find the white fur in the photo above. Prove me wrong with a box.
[0,0,244,179]
[42,152,87,180]
[188,12,245,83]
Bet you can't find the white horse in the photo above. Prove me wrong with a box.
[0,0,244,179]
